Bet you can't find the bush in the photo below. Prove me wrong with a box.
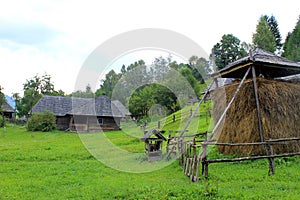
[27,110,56,132]
[0,116,3,127]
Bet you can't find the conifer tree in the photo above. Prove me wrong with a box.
[253,16,276,53]
[282,16,300,62]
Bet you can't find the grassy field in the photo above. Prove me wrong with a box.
[0,123,300,199]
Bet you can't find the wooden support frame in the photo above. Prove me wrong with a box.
[199,67,251,177]
[252,66,275,174]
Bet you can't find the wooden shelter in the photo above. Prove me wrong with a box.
[1,101,15,118]
[32,95,124,132]
[165,49,300,180]
[198,48,300,176]
[141,128,166,161]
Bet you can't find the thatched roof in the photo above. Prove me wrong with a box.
[212,78,300,155]
[32,95,123,117]
[112,100,131,116]
[211,48,300,78]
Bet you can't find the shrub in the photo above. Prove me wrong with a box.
[0,116,3,127]
[27,110,56,132]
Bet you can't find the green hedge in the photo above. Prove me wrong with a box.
[0,116,3,127]
[27,110,56,132]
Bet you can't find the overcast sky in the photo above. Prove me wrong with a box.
[0,0,299,96]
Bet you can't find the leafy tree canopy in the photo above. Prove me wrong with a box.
[71,84,94,98]
[211,34,247,70]
[18,73,64,117]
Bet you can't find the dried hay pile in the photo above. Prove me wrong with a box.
[212,78,300,155]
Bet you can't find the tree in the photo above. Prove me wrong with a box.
[253,16,276,53]
[189,56,210,80]
[95,70,121,98]
[71,84,94,98]
[282,16,300,62]
[121,64,126,74]
[266,15,282,51]
[18,73,62,117]
[211,34,247,70]
[0,86,6,126]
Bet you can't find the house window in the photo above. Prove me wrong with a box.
[98,118,103,125]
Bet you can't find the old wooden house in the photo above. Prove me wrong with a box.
[1,101,15,118]
[32,95,124,132]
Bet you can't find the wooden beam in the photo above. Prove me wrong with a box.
[211,62,253,78]
[206,152,300,164]
[208,66,251,142]
[179,82,214,137]
[252,66,265,144]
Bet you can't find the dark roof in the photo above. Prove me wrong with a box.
[112,100,131,116]
[141,128,166,142]
[1,101,14,113]
[32,95,123,117]
[211,48,300,78]
[68,95,123,117]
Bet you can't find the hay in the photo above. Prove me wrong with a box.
[212,78,300,155]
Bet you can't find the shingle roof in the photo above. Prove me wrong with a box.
[112,100,131,116]
[32,95,123,117]
[211,48,300,78]
[68,95,123,117]
[1,101,14,113]
[141,128,166,142]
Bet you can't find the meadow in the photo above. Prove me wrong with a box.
[0,121,300,199]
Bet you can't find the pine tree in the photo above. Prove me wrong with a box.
[253,16,276,53]
[282,16,300,62]
[267,15,282,51]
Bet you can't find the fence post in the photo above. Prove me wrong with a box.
[201,143,208,178]
[268,145,275,174]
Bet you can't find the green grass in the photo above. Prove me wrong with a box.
[0,124,300,199]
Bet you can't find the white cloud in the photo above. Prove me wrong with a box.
[0,0,299,95]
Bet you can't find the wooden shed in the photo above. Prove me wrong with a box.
[1,101,15,118]
[141,128,166,161]
[32,95,124,132]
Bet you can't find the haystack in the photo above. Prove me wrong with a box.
[212,78,300,155]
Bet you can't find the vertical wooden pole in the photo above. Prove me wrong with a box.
[201,143,208,178]
[268,145,275,174]
[252,67,265,144]
[252,67,275,174]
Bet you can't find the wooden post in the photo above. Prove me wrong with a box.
[252,67,275,174]
[201,143,208,178]
[214,78,219,88]
[252,67,265,146]
[268,145,275,174]
[158,121,160,129]
[205,67,251,142]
